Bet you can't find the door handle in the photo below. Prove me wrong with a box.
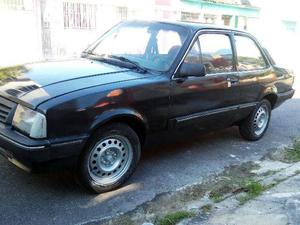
[227,77,239,83]
[226,77,239,87]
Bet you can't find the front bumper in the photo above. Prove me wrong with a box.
[0,123,87,171]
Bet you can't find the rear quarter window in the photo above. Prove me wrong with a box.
[235,35,268,71]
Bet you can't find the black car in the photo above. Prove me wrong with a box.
[0,21,294,193]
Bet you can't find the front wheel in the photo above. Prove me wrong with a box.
[239,99,271,141]
[77,123,141,193]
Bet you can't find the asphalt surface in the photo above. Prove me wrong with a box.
[1,96,300,225]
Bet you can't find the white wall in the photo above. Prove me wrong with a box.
[46,0,159,59]
[249,0,300,73]
[0,0,43,67]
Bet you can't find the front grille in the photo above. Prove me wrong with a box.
[0,97,17,124]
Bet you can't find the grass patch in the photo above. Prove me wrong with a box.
[283,139,300,163]
[156,211,195,225]
[209,192,224,203]
[201,204,213,213]
[105,215,135,225]
[237,180,265,205]
[207,162,259,203]
[100,162,261,225]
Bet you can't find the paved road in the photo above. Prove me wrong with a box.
[1,96,300,225]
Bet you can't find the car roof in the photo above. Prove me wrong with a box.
[132,20,250,35]
[171,20,248,32]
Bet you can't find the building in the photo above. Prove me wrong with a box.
[0,0,43,67]
[0,0,260,67]
[249,0,299,71]
[179,0,260,30]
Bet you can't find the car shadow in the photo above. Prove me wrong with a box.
[0,125,241,196]
[141,125,241,161]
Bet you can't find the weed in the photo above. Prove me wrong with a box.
[283,139,300,163]
[103,215,135,225]
[156,211,195,225]
[209,192,224,203]
[201,204,213,213]
[237,180,265,204]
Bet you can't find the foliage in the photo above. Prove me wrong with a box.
[283,139,300,162]
[156,211,195,225]
[237,180,265,204]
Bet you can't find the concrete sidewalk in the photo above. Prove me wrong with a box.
[100,147,300,225]
[195,175,300,225]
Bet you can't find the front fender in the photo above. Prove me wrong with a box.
[89,108,148,134]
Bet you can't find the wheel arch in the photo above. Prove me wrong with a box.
[262,93,277,109]
[89,108,148,147]
[260,86,278,109]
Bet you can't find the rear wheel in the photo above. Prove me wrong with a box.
[77,123,141,193]
[239,99,271,141]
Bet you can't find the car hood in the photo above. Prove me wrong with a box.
[0,58,144,108]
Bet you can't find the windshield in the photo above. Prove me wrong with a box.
[86,21,189,72]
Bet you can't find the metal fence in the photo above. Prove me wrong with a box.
[63,2,97,30]
[0,0,24,10]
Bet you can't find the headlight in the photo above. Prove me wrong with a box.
[12,105,47,139]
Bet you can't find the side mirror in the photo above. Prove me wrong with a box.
[179,62,206,77]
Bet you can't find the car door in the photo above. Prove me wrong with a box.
[232,33,275,121]
[169,31,241,130]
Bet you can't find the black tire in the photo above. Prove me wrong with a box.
[77,123,141,193]
[239,99,271,141]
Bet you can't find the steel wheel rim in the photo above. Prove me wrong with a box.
[253,105,269,136]
[88,135,133,185]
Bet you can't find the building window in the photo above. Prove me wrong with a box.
[0,0,24,10]
[117,7,128,20]
[204,14,217,24]
[222,15,232,26]
[181,12,200,22]
[282,20,297,32]
[63,2,97,29]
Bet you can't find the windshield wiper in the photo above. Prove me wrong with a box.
[82,51,105,59]
[108,55,148,73]
[83,52,148,73]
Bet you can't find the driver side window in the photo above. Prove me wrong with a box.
[183,33,234,74]
[184,40,201,64]
[199,33,234,74]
